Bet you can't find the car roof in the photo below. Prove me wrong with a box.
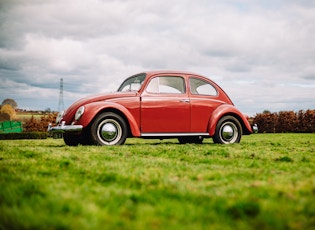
[143,70,201,76]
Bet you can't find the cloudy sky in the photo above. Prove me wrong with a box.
[0,0,314,115]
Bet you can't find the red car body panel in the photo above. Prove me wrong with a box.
[140,93,191,133]
[190,97,224,132]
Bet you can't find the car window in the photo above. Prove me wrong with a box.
[117,74,146,92]
[146,76,186,94]
[190,78,217,96]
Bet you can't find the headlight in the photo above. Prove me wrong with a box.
[56,111,64,124]
[75,106,85,121]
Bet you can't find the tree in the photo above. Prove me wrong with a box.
[2,98,18,108]
[0,113,10,122]
[0,104,16,120]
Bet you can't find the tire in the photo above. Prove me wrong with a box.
[63,133,80,146]
[90,112,127,146]
[178,136,204,144]
[213,116,242,144]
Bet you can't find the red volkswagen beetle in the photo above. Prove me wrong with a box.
[50,71,257,146]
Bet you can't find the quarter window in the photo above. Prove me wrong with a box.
[190,78,217,96]
[146,76,186,94]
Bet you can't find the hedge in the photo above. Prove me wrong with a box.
[253,109,315,133]
[0,132,48,140]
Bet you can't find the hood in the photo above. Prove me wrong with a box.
[63,91,137,120]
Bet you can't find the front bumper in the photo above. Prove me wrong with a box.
[48,121,83,133]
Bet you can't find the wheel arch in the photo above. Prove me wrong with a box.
[209,104,252,136]
[80,102,141,137]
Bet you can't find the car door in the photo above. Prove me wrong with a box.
[140,75,191,133]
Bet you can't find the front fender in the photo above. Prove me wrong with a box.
[76,101,141,137]
[209,104,252,136]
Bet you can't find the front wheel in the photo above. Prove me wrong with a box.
[63,133,80,146]
[90,112,128,145]
[213,116,242,144]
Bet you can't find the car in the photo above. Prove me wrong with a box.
[49,70,257,146]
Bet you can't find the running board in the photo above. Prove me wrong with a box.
[141,133,210,137]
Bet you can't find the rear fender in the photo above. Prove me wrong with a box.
[77,102,141,137]
[208,104,252,136]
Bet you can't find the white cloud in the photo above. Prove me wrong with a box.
[0,0,314,113]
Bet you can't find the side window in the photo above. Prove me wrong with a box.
[146,76,186,94]
[190,78,217,96]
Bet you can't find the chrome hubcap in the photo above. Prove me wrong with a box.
[101,123,117,141]
[222,125,234,140]
[220,122,238,143]
[97,118,122,145]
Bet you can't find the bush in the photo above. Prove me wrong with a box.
[253,110,315,133]
[23,113,57,132]
[0,132,47,140]
[0,104,17,120]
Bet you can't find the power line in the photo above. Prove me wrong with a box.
[58,78,64,112]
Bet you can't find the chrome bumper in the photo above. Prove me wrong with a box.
[48,121,83,133]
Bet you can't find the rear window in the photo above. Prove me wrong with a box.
[189,77,217,96]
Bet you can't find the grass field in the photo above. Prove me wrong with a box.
[0,134,314,229]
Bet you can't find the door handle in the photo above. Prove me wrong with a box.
[180,99,190,103]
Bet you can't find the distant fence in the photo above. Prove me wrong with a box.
[253,110,315,133]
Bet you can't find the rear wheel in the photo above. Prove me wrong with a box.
[213,116,242,144]
[90,112,127,145]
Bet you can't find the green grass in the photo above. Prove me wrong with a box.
[0,134,315,230]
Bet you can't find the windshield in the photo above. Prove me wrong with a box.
[117,73,146,92]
